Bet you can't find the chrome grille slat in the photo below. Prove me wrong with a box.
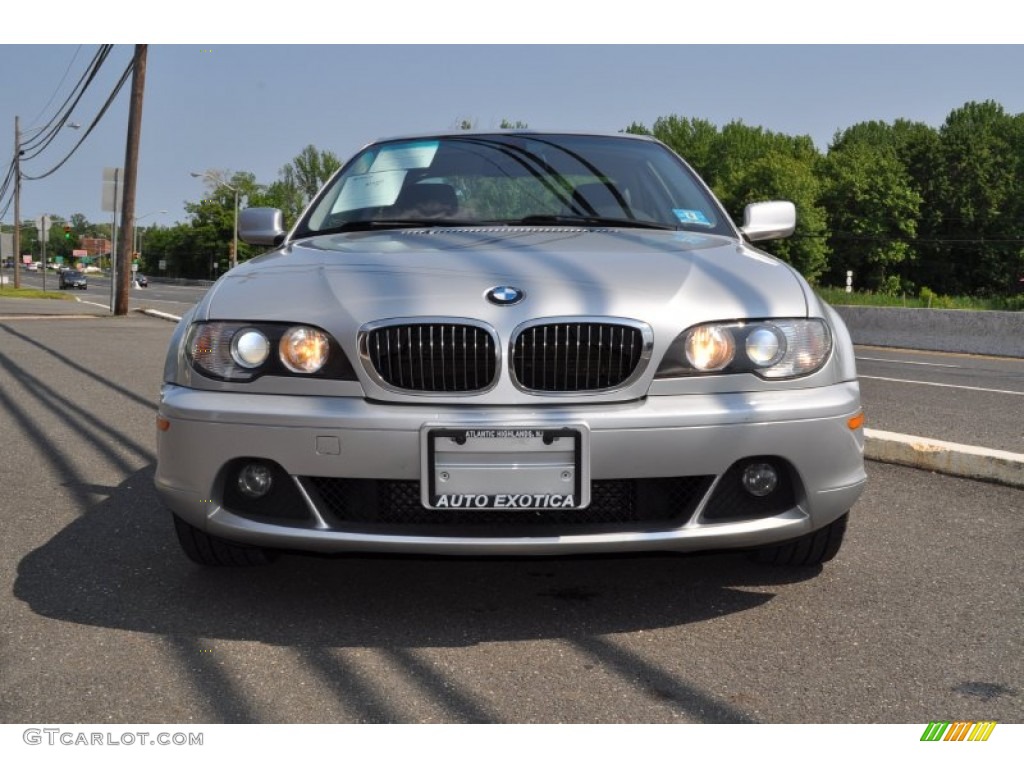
[366,323,497,393]
[512,321,644,392]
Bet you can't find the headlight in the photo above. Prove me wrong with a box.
[745,326,785,367]
[684,325,734,371]
[231,329,271,368]
[279,326,330,374]
[656,319,832,379]
[186,322,355,382]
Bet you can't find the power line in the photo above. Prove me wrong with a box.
[0,47,127,219]
[0,45,113,214]
[25,45,83,130]
[20,45,114,161]
[19,45,110,153]
[22,58,134,182]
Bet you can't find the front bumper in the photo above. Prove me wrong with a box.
[155,382,866,555]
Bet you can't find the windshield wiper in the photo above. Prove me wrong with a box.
[511,215,675,231]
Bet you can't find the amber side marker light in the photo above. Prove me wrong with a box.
[847,412,865,430]
[157,416,171,432]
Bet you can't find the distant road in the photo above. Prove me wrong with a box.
[10,271,209,313]
[856,346,1024,454]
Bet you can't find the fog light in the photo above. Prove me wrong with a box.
[741,463,778,497]
[237,462,274,498]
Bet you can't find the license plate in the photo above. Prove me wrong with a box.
[422,426,589,510]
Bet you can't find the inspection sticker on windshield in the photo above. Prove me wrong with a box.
[672,208,713,226]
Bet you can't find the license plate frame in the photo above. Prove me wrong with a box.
[421,425,590,511]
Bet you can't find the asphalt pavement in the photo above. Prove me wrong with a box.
[0,307,1020,725]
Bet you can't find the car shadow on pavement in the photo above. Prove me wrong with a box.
[14,465,826,723]
[15,465,822,649]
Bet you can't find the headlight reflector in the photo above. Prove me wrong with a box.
[187,322,236,379]
[760,320,831,378]
[745,325,786,367]
[684,325,734,371]
[230,329,270,369]
[280,326,330,374]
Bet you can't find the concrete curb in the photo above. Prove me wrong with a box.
[138,308,183,322]
[135,306,1024,489]
[865,428,1024,489]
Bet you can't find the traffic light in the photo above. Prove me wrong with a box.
[63,225,72,241]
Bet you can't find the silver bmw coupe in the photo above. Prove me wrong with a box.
[156,131,865,567]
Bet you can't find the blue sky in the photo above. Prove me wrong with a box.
[2,36,1023,232]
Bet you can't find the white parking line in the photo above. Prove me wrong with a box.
[860,375,1024,396]
[857,356,962,369]
[75,298,111,310]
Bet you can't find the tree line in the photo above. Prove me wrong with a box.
[18,103,1023,299]
[627,100,1024,298]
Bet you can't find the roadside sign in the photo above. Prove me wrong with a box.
[131,264,138,272]
[158,260,166,271]
[22,255,32,264]
[55,256,64,263]
[102,167,123,213]
[72,249,87,257]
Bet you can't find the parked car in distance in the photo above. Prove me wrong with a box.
[25,262,38,271]
[135,274,149,287]
[156,130,866,568]
[58,269,88,290]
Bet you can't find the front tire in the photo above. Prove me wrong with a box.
[172,514,276,566]
[751,512,848,567]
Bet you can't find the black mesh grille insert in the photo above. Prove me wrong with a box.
[365,323,497,392]
[512,322,644,391]
[303,476,714,537]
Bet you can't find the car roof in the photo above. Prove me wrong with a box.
[369,129,661,146]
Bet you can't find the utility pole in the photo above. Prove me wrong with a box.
[40,215,48,292]
[114,44,147,316]
[13,116,21,290]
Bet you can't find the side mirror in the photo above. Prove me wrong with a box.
[739,201,796,242]
[239,208,286,246]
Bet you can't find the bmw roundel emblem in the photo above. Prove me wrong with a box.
[486,285,525,306]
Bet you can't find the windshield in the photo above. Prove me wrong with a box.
[296,134,734,237]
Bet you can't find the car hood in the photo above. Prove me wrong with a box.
[200,227,808,333]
